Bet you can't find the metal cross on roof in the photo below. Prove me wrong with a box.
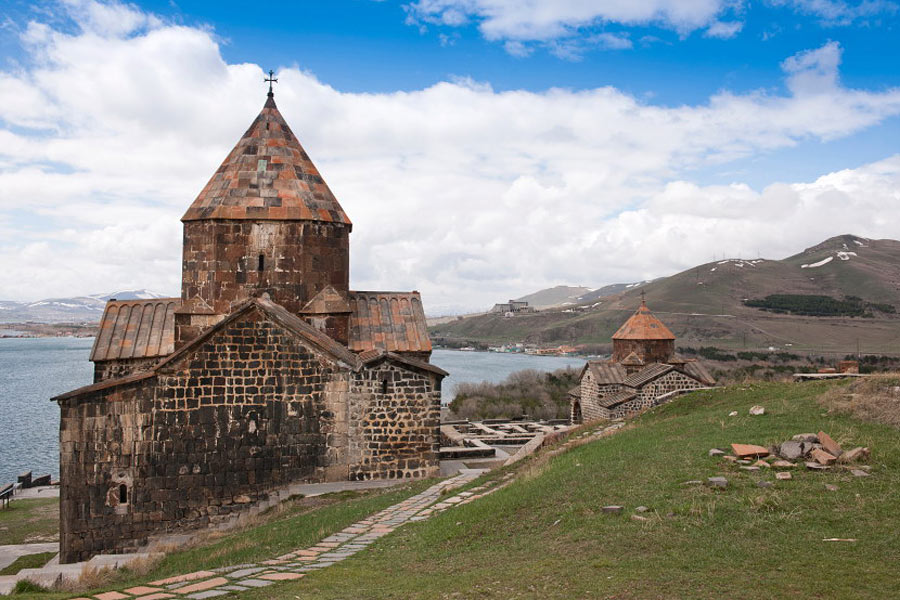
[264,69,278,97]
[640,289,646,304]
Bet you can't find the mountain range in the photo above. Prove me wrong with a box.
[432,234,900,354]
[0,290,167,324]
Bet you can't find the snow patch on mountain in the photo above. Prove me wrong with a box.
[801,256,834,269]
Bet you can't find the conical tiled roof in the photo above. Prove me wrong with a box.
[612,300,675,340]
[182,94,351,225]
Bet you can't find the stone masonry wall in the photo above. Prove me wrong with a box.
[577,371,620,423]
[59,309,350,563]
[610,371,704,419]
[612,339,675,363]
[181,220,350,317]
[58,379,153,563]
[347,361,441,480]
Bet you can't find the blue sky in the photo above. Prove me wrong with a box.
[1,0,899,311]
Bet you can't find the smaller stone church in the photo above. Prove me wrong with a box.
[570,299,715,423]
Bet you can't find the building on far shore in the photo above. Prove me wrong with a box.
[490,300,534,316]
[52,86,444,563]
[570,299,715,423]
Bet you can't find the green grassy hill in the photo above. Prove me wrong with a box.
[17,380,900,599]
[244,380,900,599]
[433,235,900,353]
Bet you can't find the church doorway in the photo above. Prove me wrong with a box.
[572,402,583,425]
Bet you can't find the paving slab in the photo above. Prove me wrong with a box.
[186,590,230,599]
[226,567,267,579]
[172,577,229,594]
[237,579,274,588]
[150,571,217,586]
[124,586,165,595]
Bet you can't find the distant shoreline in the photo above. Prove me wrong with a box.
[0,323,98,339]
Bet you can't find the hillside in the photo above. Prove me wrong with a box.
[514,285,592,308]
[24,379,900,599]
[0,290,167,324]
[277,380,899,599]
[432,234,900,354]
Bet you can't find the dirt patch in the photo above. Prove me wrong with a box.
[818,375,900,428]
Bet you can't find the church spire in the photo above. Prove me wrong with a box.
[181,83,351,226]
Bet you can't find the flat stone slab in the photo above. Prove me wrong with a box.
[707,477,728,488]
[172,577,229,594]
[259,572,304,581]
[124,586,165,595]
[150,571,217,586]
[186,590,230,599]
[226,567,267,578]
[818,431,843,457]
[238,578,275,588]
[811,449,837,466]
[731,444,769,458]
[94,592,129,600]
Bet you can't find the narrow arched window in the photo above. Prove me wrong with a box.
[119,484,128,504]
[381,376,389,395]
[258,254,265,272]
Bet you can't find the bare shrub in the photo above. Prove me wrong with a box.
[818,374,900,429]
[447,367,580,420]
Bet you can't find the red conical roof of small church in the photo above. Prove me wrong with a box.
[182,94,351,226]
[612,300,675,340]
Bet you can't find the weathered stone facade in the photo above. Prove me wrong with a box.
[348,359,441,481]
[55,90,444,563]
[571,301,715,424]
[180,220,350,321]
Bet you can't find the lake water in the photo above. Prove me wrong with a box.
[0,337,94,486]
[0,339,585,485]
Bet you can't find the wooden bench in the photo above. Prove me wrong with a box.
[0,483,13,509]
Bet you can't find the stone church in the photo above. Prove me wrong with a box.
[570,299,715,423]
[52,88,445,563]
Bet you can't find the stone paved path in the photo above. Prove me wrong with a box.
[68,469,511,600]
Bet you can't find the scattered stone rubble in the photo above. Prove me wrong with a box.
[707,430,871,487]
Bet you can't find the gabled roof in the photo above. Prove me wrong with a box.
[91,299,180,362]
[582,361,627,385]
[597,389,638,409]
[52,371,156,403]
[58,296,447,403]
[621,352,644,366]
[358,349,448,377]
[613,300,675,341]
[156,296,360,372]
[348,291,432,354]
[182,95,351,226]
[623,363,674,388]
[681,361,716,386]
[301,286,351,315]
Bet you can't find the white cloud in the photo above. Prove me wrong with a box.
[2,3,900,314]
[405,0,730,40]
[704,20,744,38]
[772,0,898,25]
